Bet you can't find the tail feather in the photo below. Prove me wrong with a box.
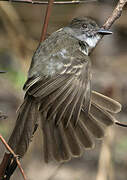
[8,98,31,154]
[8,96,39,157]
[41,110,53,163]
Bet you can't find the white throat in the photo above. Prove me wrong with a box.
[77,34,100,49]
[63,27,101,55]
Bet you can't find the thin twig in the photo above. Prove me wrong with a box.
[40,0,54,42]
[0,0,97,5]
[95,0,127,49]
[102,0,127,30]
[0,135,27,180]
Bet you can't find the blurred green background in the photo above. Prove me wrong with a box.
[0,0,127,180]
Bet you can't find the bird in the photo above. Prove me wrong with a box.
[4,17,122,179]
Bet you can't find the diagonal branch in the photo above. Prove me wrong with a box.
[95,0,127,50]
[102,0,127,30]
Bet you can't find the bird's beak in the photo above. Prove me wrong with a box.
[97,29,113,35]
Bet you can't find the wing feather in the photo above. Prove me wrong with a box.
[31,75,72,97]
[90,103,115,126]
[72,79,88,126]
[64,123,82,157]
[46,82,76,120]
[57,123,71,162]
[75,119,94,149]
[54,80,79,125]
[39,76,74,112]
[91,91,121,113]
[80,111,104,139]
[23,50,93,163]
[63,82,83,127]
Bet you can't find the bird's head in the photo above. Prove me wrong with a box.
[64,17,112,55]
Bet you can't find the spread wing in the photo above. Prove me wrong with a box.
[24,53,91,128]
[7,30,121,165]
[23,51,92,162]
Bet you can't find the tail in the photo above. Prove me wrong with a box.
[8,96,39,157]
[41,91,121,163]
[4,96,39,179]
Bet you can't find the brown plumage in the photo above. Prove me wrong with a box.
[8,63,121,163]
[8,17,122,166]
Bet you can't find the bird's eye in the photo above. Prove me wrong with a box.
[82,24,87,28]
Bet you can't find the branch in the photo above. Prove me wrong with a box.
[0,135,27,180]
[102,0,127,30]
[40,0,54,42]
[94,0,127,50]
[0,0,97,5]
